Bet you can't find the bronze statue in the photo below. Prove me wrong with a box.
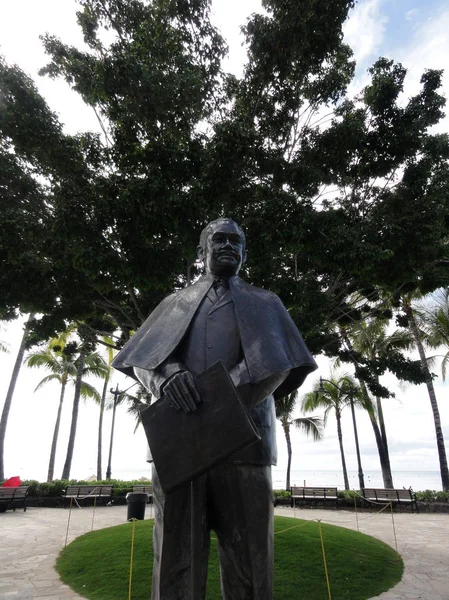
[113,218,317,600]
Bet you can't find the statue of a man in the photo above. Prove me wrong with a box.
[113,218,317,600]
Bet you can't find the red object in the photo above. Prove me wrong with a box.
[1,476,21,487]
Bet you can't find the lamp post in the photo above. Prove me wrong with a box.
[318,377,366,491]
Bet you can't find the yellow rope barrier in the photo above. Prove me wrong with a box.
[91,494,97,532]
[64,497,73,548]
[389,502,398,551]
[317,520,332,600]
[353,495,359,532]
[128,518,137,600]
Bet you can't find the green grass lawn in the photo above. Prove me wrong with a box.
[56,516,403,600]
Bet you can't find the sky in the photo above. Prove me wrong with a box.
[0,0,448,489]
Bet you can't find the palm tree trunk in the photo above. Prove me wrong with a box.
[0,314,34,481]
[97,375,109,480]
[61,348,87,480]
[375,395,394,487]
[405,305,449,491]
[368,409,394,488]
[358,379,394,488]
[335,409,350,490]
[106,391,118,480]
[282,422,292,491]
[47,379,67,482]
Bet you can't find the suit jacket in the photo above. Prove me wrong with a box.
[112,274,318,399]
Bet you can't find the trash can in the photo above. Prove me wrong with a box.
[126,492,148,521]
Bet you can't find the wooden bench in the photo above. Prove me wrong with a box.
[291,486,338,507]
[0,486,29,512]
[362,488,418,511]
[132,485,153,503]
[62,485,114,507]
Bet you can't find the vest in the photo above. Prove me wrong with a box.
[175,287,277,466]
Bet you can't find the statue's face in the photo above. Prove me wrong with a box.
[198,220,246,277]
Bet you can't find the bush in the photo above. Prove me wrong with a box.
[20,479,152,499]
[273,489,292,498]
[415,490,449,503]
[337,490,360,500]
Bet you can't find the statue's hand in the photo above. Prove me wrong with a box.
[163,371,202,413]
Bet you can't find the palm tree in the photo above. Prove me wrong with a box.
[343,319,414,488]
[26,331,106,482]
[418,289,449,380]
[61,340,108,480]
[302,374,360,491]
[0,314,35,481]
[407,292,449,491]
[97,339,117,480]
[275,391,323,491]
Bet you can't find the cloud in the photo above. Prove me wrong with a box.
[393,5,449,133]
[405,8,420,21]
[343,0,388,68]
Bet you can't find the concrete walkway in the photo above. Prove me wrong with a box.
[0,504,448,599]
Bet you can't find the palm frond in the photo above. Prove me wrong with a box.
[292,416,324,441]
[34,373,62,392]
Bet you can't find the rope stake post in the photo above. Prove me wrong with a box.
[389,502,398,552]
[317,520,332,600]
[353,494,359,532]
[91,492,98,532]
[128,518,137,600]
[65,497,73,548]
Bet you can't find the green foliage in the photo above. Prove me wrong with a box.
[0,0,448,384]
[56,515,403,600]
[415,490,449,503]
[273,489,292,498]
[337,489,360,499]
[21,478,150,498]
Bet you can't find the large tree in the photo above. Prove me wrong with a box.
[275,391,323,491]
[0,314,34,481]
[399,296,449,491]
[0,0,448,374]
[25,328,107,481]
[302,373,363,491]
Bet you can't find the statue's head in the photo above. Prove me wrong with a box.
[197,218,247,277]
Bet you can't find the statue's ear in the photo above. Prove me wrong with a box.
[242,250,248,265]
[196,245,204,262]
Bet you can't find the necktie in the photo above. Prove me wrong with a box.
[213,278,229,300]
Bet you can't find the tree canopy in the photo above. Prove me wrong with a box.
[1,0,448,390]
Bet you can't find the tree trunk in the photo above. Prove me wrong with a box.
[406,304,449,491]
[61,348,87,480]
[282,421,292,491]
[47,378,67,482]
[341,328,395,488]
[368,409,394,488]
[0,314,34,481]
[106,389,118,480]
[375,395,394,487]
[97,375,109,481]
[335,409,350,490]
[358,379,394,488]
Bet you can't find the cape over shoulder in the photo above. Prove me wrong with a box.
[112,275,317,395]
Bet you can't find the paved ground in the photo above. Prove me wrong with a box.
[1,504,448,599]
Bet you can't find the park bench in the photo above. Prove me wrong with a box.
[0,486,29,512]
[291,486,338,507]
[361,488,418,512]
[132,485,153,503]
[62,485,114,507]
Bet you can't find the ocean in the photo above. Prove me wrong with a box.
[271,469,443,492]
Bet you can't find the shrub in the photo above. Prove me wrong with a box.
[273,489,292,498]
[415,490,449,503]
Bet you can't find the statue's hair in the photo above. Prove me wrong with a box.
[199,218,246,250]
